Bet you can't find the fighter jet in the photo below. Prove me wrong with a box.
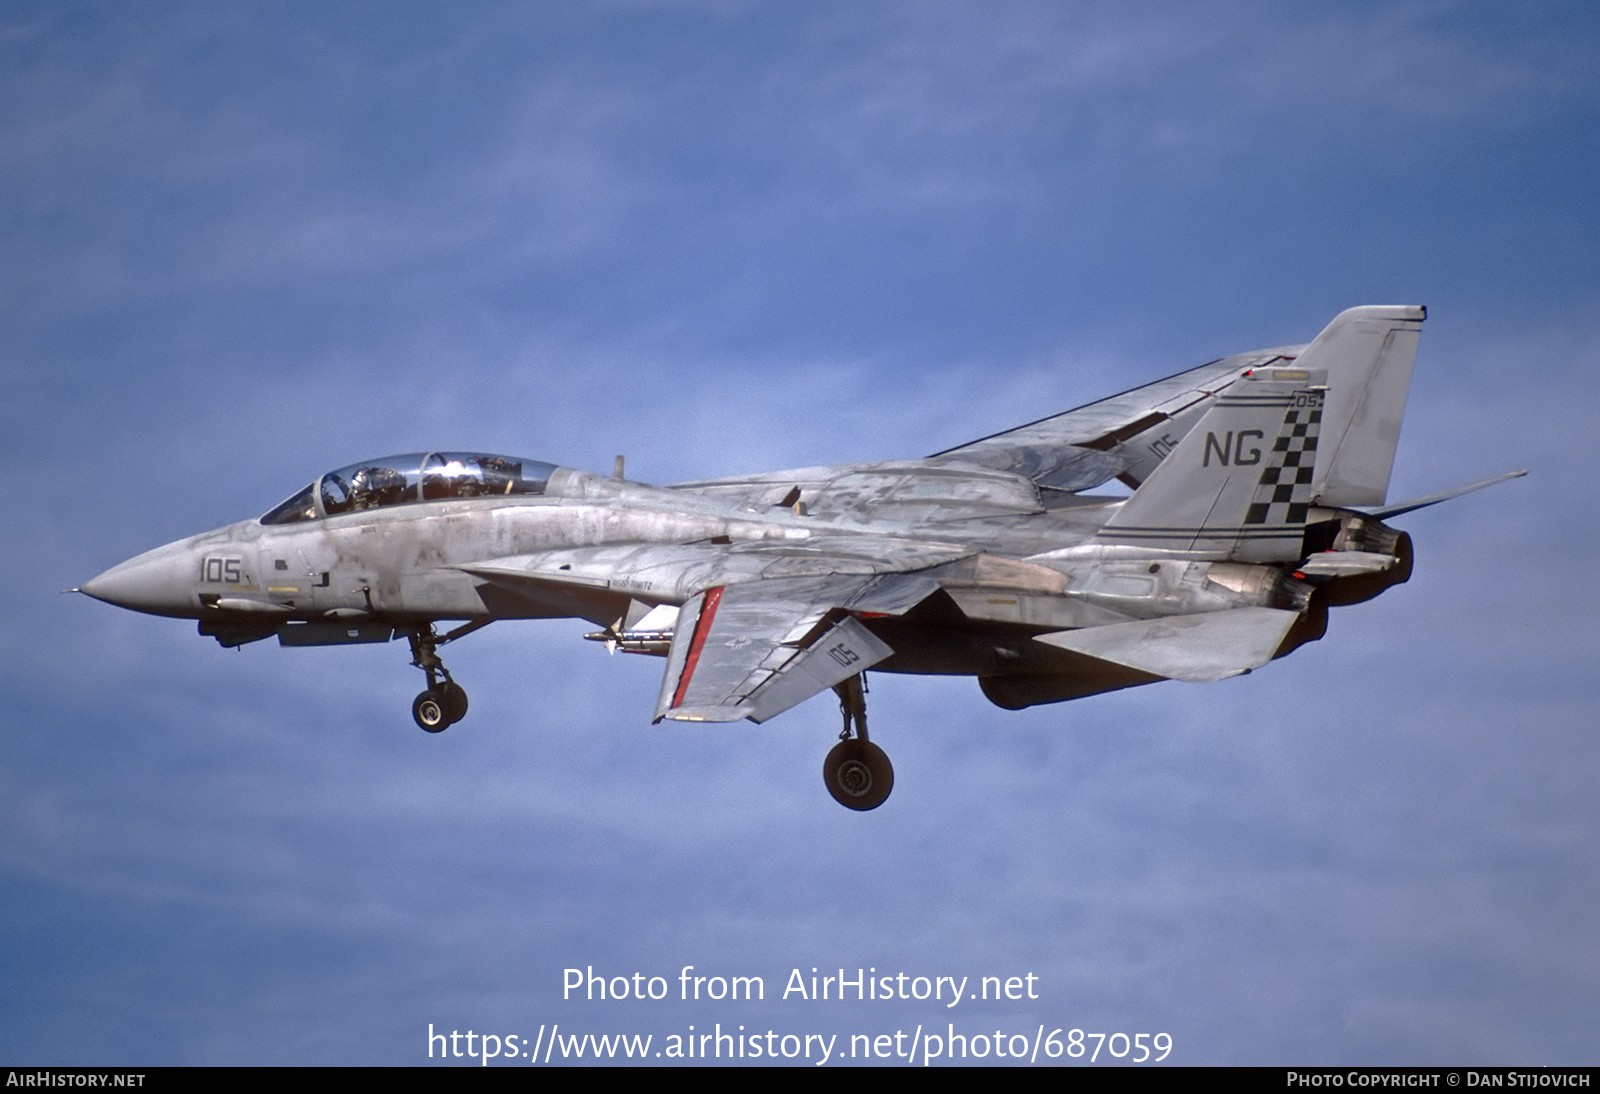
[81,306,1521,810]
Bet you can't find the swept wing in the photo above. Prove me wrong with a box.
[926,345,1306,489]
[670,345,1307,516]
[458,537,960,725]
[654,575,935,723]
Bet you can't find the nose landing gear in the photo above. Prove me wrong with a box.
[406,622,484,732]
[824,674,893,811]
[412,680,469,732]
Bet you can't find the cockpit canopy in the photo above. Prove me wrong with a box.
[261,452,559,525]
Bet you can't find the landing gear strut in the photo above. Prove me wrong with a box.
[406,622,483,733]
[823,673,893,810]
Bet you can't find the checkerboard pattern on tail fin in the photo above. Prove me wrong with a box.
[1243,389,1323,529]
[1095,370,1327,561]
[1096,305,1426,562]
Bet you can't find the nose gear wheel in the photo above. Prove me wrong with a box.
[413,689,450,733]
[405,624,483,732]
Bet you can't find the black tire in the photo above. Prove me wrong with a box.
[413,689,450,733]
[439,681,469,724]
[823,739,894,811]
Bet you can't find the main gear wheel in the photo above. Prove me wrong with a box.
[823,738,894,810]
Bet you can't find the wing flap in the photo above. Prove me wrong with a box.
[745,617,893,723]
[653,576,917,724]
[1032,607,1300,682]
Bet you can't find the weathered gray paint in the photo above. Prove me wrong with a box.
[81,307,1519,737]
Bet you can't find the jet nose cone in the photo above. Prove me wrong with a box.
[80,563,143,610]
[82,543,199,617]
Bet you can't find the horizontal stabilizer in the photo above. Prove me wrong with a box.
[1362,469,1526,519]
[1033,607,1300,682]
[1296,551,1396,577]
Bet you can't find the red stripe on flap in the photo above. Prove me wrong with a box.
[670,585,725,710]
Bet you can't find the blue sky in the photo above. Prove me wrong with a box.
[2,0,1596,1066]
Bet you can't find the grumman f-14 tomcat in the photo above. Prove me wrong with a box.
[82,306,1521,810]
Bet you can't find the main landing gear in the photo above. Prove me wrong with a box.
[406,622,487,733]
[824,673,893,811]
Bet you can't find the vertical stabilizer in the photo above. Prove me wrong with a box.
[1096,367,1329,560]
[1296,305,1425,507]
[1095,305,1425,561]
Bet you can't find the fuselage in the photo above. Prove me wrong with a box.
[83,463,1126,625]
[81,456,1348,687]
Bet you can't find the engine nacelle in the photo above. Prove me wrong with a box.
[1303,508,1413,606]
